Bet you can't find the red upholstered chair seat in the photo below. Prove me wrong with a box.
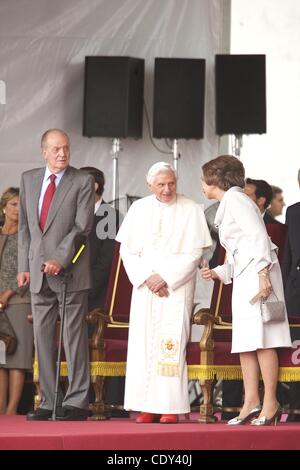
[188,341,298,369]
[288,316,300,325]
[186,341,237,366]
[105,339,128,362]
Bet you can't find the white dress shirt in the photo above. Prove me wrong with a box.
[38,167,66,218]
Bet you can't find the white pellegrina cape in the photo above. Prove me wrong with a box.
[116,194,211,414]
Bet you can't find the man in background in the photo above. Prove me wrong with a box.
[244,177,278,224]
[80,167,116,312]
[80,166,127,418]
[282,169,300,421]
[267,185,285,222]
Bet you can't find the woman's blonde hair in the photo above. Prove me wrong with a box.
[0,187,19,218]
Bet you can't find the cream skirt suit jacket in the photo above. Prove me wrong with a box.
[213,187,291,353]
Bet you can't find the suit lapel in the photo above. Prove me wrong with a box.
[43,166,74,234]
[32,168,45,228]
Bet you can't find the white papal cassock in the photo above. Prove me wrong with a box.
[116,194,211,414]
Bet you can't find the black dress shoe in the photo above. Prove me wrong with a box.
[221,412,237,420]
[55,406,89,421]
[27,408,53,421]
[109,409,130,419]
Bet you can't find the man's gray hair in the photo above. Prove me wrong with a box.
[146,162,176,184]
[41,128,69,149]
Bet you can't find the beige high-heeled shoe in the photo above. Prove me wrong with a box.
[227,405,261,425]
[250,406,282,426]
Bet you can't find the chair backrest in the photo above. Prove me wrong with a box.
[103,241,132,339]
[209,246,232,320]
[265,223,287,265]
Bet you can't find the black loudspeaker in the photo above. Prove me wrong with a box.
[153,58,205,139]
[83,56,144,138]
[216,54,266,135]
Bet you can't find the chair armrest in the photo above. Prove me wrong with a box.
[192,308,221,352]
[86,308,110,351]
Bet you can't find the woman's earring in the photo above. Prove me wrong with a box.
[3,209,5,214]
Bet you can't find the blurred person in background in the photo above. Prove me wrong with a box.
[267,186,285,222]
[244,178,278,225]
[282,169,300,421]
[0,187,33,415]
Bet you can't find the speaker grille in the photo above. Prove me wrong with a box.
[83,56,144,138]
[153,58,205,139]
[216,54,266,135]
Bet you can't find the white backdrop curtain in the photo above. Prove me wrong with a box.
[0,0,227,209]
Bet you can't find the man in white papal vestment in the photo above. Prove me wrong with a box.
[116,162,211,423]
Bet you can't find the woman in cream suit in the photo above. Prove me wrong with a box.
[201,155,291,426]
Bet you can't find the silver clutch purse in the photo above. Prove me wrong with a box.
[260,293,285,324]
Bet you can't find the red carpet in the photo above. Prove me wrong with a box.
[0,414,300,450]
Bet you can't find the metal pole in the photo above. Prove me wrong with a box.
[172,139,179,176]
[233,134,243,158]
[111,138,120,209]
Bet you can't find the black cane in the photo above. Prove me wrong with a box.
[40,264,71,421]
[41,243,85,421]
[51,270,72,421]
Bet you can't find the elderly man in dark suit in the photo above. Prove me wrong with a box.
[18,129,94,421]
[282,169,300,421]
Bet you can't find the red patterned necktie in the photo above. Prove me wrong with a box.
[39,174,56,232]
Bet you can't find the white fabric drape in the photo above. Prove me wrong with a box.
[0,0,225,207]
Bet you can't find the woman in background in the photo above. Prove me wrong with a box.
[0,187,33,414]
[201,156,291,426]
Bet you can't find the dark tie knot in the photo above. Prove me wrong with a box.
[50,174,56,183]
